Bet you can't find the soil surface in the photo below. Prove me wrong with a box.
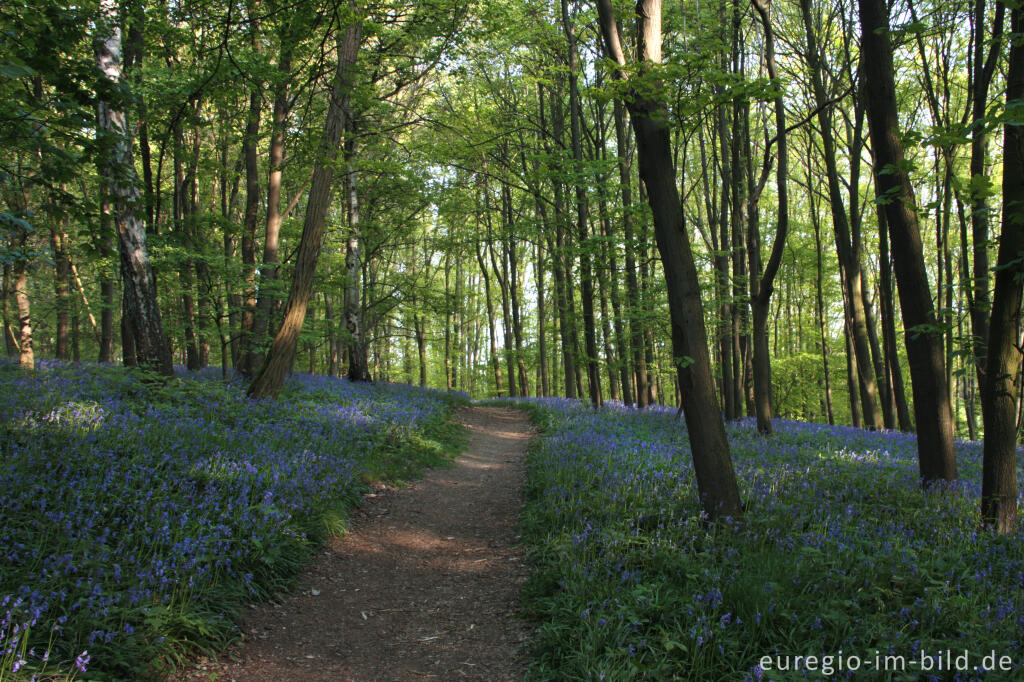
[177,406,533,682]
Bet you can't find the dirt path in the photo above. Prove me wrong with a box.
[179,406,533,682]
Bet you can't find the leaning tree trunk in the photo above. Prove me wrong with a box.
[858,0,957,484]
[94,0,173,376]
[980,4,1024,534]
[248,18,362,399]
[596,0,743,519]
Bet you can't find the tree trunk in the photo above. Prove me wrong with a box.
[811,197,835,424]
[475,236,503,396]
[12,230,33,369]
[248,18,362,398]
[536,240,549,397]
[237,83,262,372]
[859,0,957,483]
[614,100,647,407]
[798,0,882,429]
[748,0,790,435]
[969,0,1005,398]
[561,0,602,408]
[596,0,742,518]
[1,265,17,356]
[980,3,1023,533]
[94,0,173,376]
[876,190,912,430]
[344,127,371,383]
[247,36,295,374]
[50,225,72,361]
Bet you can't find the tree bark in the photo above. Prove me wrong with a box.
[859,0,957,483]
[798,0,882,429]
[343,124,371,383]
[50,224,72,361]
[969,0,1005,397]
[614,99,648,407]
[561,0,602,407]
[980,3,1023,533]
[249,17,362,398]
[596,0,742,518]
[246,34,295,374]
[94,0,173,376]
[748,0,790,435]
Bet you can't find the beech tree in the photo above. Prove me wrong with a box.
[858,0,957,484]
[980,2,1024,533]
[595,0,743,519]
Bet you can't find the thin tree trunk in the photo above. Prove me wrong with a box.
[12,228,33,369]
[1,265,17,356]
[50,224,72,360]
[748,0,790,434]
[475,237,503,396]
[561,0,601,407]
[536,240,549,397]
[614,99,648,407]
[344,126,371,383]
[876,185,912,430]
[798,0,882,429]
[249,17,362,398]
[811,196,835,424]
[248,36,295,373]
[237,83,262,372]
[969,0,1005,397]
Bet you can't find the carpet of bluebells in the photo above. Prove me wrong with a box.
[0,360,466,680]
[514,399,1024,681]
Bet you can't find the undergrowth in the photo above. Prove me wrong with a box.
[508,398,1024,681]
[0,361,466,680]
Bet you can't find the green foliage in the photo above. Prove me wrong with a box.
[516,401,1024,681]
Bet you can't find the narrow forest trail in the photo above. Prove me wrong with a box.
[179,406,533,682]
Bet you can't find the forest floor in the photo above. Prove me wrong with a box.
[177,406,533,682]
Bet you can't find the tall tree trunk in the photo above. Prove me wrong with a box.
[94,0,173,376]
[596,0,742,518]
[50,224,72,360]
[614,100,648,407]
[344,127,371,383]
[536,240,549,397]
[1,265,17,356]
[247,36,295,373]
[249,17,362,398]
[876,187,912,430]
[539,83,578,400]
[798,0,882,429]
[561,0,601,407]
[748,0,790,435]
[980,3,1023,533]
[12,227,33,369]
[969,0,1005,397]
[97,202,116,363]
[237,84,262,372]
[859,0,957,483]
[475,234,504,396]
[811,196,835,424]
